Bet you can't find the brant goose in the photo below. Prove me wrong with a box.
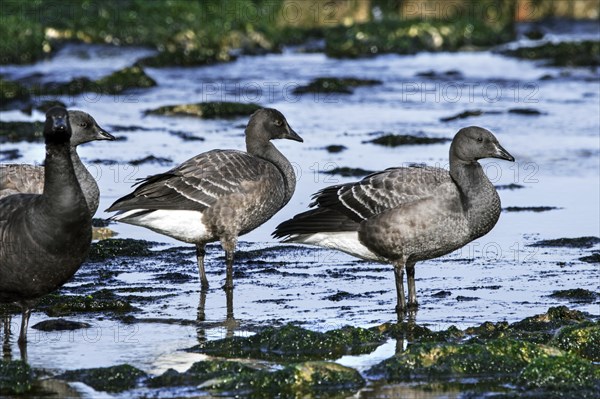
[107,108,303,290]
[0,107,93,344]
[274,126,514,313]
[0,111,114,215]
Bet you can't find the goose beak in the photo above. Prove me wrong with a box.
[53,115,69,131]
[97,127,116,141]
[493,143,515,162]
[283,124,303,143]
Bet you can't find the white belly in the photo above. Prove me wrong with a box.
[112,209,212,243]
[291,232,385,262]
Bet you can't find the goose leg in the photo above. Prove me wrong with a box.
[393,262,407,315]
[406,261,419,308]
[224,250,234,290]
[197,289,207,322]
[17,306,31,346]
[196,243,209,289]
[225,287,234,320]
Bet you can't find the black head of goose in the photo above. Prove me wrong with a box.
[107,108,302,292]
[0,106,93,345]
[0,110,114,215]
[273,126,514,316]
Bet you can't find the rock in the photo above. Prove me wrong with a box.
[148,360,256,388]
[432,290,452,298]
[0,149,20,161]
[517,353,600,391]
[503,206,559,212]
[367,338,561,382]
[59,364,146,393]
[551,322,600,362]
[501,40,600,67]
[365,134,450,147]
[190,324,385,361]
[509,306,587,333]
[440,109,484,122]
[0,78,30,106]
[87,238,159,262]
[549,289,599,303]
[145,101,261,119]
[31,319,91,331]
[322,167,375,177]
[324,144,347,153]
[0,120,44,143]
[508,107,544,115]
[37,290,133,317]
[495,183,525,190]
[579,252,600,263]
[128,155,172,166]
[529,237,600,249]
[0,361,33,395]
[293,77,381,94]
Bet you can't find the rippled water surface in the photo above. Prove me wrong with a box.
[1,30,599,398]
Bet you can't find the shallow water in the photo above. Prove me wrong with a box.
[1,32,599,398]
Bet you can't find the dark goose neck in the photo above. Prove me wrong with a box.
[70,146,99,214]
[450,159,501,239]
[246,138,296,205]
[43,142,89,221]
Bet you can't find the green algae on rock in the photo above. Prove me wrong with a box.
[517,353,600,391]
[37,290,133,317]
[365,134,450,147]
[549,288,599,303]
[59,364,146,393]
[368,338,561,382]
[87,238,160,262]
[145,101,261,119]
[0,78,30,106]
[293,77,381,95]
[550,322,600,362]
[148,360,257,388]
[501,40,600,67]
[529,236,600,248]
[0,120,44,143]
[93,64,157,94]
[208,361,364,396]
[32,65,156,97]
[191,324,384,361]
[0,361,33,395]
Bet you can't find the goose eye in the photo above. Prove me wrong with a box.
[80,122,89,128]
[477,137,483,143]
[274,120,283,127]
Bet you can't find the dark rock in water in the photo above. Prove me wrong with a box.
[59,364,146,393]
[440,109,491,122]
[495,183,525,190]
[0,149,20,161]
[503,206,559,212]
[529,237,600,249]
[37,290,134,317]
[324,144,347,153]
[415,69,463,79]
[189,323,385,362]
[0,360,33,395]
[365,134,450,147]
[524,28,545,40]
[169,130,205,141]
[508,107,544,115]
[322,167,375,177]
[153,272,193,282]
[549,289,598,303]
[92,218,111,228]
[432,290,452,298]
[146,101,261,119]
[87,238,159,262]
[509,306,587,333]
[32,319,91,331]
[500,40,600,67]
[293,77,381,95]
[129,155,172,166]
[325,291,361,301]
[456,295,479,301]
[0,120,44,143]
[89,158,118,165]
[579,252,600,263]
[34,100,67,113]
